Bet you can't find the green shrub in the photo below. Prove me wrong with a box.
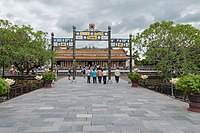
[0,77,10,95]
[128,72,141,81]
[42,72,56,81]
[175,75,200,95]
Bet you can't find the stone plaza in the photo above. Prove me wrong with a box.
[0,77,200,133]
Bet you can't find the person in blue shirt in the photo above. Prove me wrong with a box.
[92,69,97,83]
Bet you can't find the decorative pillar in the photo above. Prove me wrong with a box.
[72,25,76,83]
[108,26,112,83]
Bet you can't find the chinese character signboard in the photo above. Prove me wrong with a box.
[54,38,73,47]
[111,39,129,48]
[75,31,108,41]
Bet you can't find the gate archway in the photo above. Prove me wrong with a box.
[72,24,112,83]
[52,23,133,83]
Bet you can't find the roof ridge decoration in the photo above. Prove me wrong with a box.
[89,23,95,31]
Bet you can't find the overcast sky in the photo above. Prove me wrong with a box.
[1,0,200,47]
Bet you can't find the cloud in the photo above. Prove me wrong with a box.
[1,0,200,45]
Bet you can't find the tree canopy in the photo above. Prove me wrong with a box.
[0,19,52,75]
[134,21,200,79]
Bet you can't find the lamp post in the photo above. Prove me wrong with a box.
[51,32,54,71]
[2,60,5,78]
[170,67,174,97]
[129,34,133,73]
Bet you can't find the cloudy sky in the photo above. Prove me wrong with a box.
[1,0,200,47]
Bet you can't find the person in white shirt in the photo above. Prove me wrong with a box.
[86,68,91,83]
[102,69,108,84]
[114,67,120,83]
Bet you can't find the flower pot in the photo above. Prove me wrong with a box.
[132,83,138,87]
[44,80,52,88]
[188,94,200,113]
[188,94,200,103]
[131,80,139,88]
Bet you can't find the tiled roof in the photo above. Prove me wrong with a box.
[55,49,128,61]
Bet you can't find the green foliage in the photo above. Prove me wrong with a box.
[42,72,56,81]
[175,75,200,95]
[135,20,200,79]
[0,19,54,74]
[128,72,141,81]
[0,77,10,95]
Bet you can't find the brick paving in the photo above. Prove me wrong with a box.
[0,77,200,133]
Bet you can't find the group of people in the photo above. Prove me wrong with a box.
[82,67,121,84]
[67,66,121,84]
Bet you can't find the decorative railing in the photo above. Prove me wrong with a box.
[0,76,44,102]
[138,76,187,101]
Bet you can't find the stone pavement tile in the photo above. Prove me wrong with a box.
[83,125,106,131]
[91,104,107,107]
[160,128,185,133]
[140,130,165,133]
[113,113,129,118]
[0,127,17,133]
[1,77,200,133]
[191,120,200,125]
[183,129,200,133]
[24,127,41,132]
[0,121,17,127]
[40,113,68,118]
[38,107,54,110]
[53,121,72,127]
[106,125,137,131]
[70,125,83,131]
[30,122,52,127]
[72,121,91,126]
[43,118,64,122]
[93,114,114,118]
[122,130,142,133]
[93,131,121,133]
[92,108,107,112]
[40,125,60,132]
[76,114,92,118]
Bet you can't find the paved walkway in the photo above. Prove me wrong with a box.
[0,77,200,133]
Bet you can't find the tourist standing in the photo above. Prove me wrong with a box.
[114,67,120,83]
[68,69,71,80]
[102,69,108,84]
[92,69,97,83]
[97,68,102,83]
[82,67,86,78]
[86,68,91,83]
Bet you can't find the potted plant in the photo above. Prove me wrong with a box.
[0,77,11,95]
[175,75,200,112]
[42,72,56,88]
[128,72,141,87]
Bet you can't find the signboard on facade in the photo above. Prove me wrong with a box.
[54,38,73,47]
[75,31,108,41]
[111,39,129,48]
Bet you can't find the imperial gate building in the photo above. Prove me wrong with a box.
[55,48,128,69]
